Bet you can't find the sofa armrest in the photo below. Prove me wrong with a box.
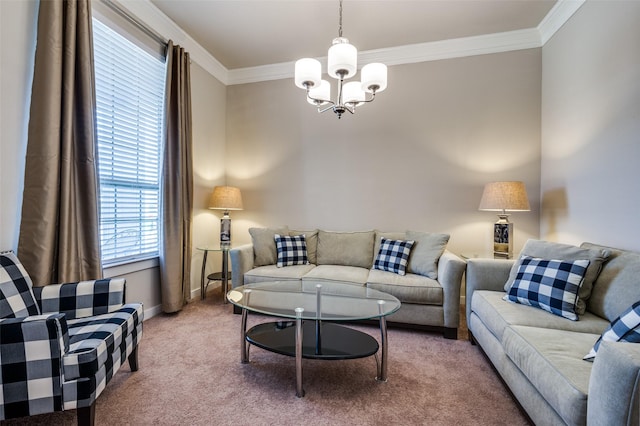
[437,250,467,329]
[465,258,515,322]
[0,314,69,416]
[33,278,126,320]
[588,341,640,426]
[230,244,255,289]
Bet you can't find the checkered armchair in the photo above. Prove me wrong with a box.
[0,251,143,425]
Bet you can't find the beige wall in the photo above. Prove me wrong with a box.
[226,49,542,255]
[0,2,227,315]
[0,0,37,251]
[540,0,640,251]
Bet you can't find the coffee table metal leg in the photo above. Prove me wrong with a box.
[241,289,252,363]
[295,307,305,397]
[241,307,249,363]
[376,301,389,382]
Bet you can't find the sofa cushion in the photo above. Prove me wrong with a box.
[274,234,309,267]
[504,256,589,321]
[0,252,40,318]
[64,303,143,380]
[244,264,315,284]
[471,290,608,343]
[302,265,369,285]
[290,229,318,264]
[249,227,289,267]
[504,239,610,315]
[582,243,640,322]
[405,231,449,279]
[373,237,415,276]
[367,269,442,305]
[502,325,596,426]
[584,300,640,361]
[316,230,375,269]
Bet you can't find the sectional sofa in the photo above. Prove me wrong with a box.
[466,239,640,425]
[230,227,466,338]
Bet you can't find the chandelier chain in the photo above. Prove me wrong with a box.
[338,0,343,38]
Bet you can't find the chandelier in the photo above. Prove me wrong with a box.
[294,0,388,119]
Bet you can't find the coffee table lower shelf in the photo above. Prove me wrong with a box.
[246,321,379,360]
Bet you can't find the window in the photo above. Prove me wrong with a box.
[93,18,166,264]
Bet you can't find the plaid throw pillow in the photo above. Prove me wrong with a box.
[0,252,41,318]
[373,237,415,276]
[275,234,309,267]
[504,255,590,321]
[584,300,640,361]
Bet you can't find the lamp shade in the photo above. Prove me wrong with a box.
[327,38,357,79]
[208,186,243,211]
[342,81,365,106]
[479,181,530,212]
[294,58,321,89]
[307,80,331,105]
[361,63,387,93]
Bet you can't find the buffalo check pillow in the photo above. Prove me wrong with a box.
[373,237,415,276]
[274,234,309,267]
[584,300,640,361]
[0,251,40,318]
[504,255,590,321]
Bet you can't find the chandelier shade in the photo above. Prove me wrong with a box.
[294,0,387,119]
[327,38,357,79]
[294,58,321,89]
[361,63,388,93]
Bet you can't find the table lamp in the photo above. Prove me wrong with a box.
[208,186,243,245]
[479,181,530,258]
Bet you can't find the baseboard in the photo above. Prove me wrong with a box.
[144,303,163,321]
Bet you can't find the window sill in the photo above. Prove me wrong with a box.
[103,256,159,278]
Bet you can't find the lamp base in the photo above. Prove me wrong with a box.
[493,215,513,259]
[220,211,231,245]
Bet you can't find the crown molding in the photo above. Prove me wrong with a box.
[227,28,541,85]
[115,0,229,85]
[538,0,586,45]
[123,0,585,87]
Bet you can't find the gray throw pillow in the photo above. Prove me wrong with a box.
[290,229,318,265]
[405,231,450,279]
[249,226,289,267]
[316,230,375,268]
[504,239,611,315]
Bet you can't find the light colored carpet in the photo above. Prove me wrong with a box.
[3,285,529,425]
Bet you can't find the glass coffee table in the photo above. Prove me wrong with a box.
[227,280,401,397]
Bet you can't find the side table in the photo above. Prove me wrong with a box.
[197,245,232,302]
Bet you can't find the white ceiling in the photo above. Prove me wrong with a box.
[149,0,557,70]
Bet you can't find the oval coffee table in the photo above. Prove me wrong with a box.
[227,280,401,397]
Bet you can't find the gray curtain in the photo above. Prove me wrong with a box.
[18,0,102,285]
[160,41,194,313]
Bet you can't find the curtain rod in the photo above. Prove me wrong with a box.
[101,0,168,47]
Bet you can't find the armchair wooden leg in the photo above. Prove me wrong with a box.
[128,346,139,372]
[77,402,95,426]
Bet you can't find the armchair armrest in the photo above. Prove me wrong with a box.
[437,250,467,329]
[33,278,126,320]
[588,341,640,426]
[0,314,69,417]
[230,244,254,289]
[465,258,515,322]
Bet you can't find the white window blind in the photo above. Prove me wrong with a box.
[93,18,166,264]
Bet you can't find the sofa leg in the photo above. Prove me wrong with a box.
[77,402,95,426]
[469,331,477,345]
[128,346,139,372]
[443,327,457,340]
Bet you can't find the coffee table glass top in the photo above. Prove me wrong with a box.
[227,281,401,321]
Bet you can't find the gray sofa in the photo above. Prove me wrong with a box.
[466,239,640,426]
[230,227,466,338]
